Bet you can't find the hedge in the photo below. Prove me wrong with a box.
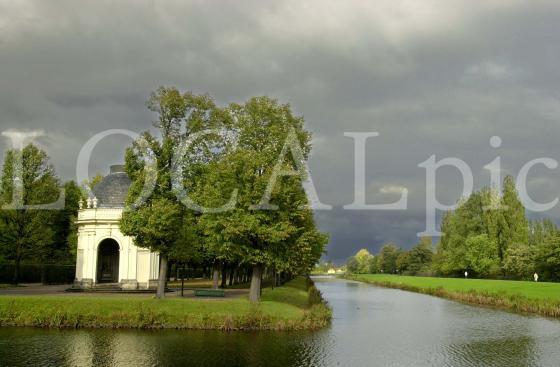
[0,263,75,284]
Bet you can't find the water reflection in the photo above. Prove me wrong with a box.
[1,278,560,366]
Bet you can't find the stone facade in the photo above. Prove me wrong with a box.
[74,165,159,290]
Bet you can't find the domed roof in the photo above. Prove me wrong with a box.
[92,165,131,208]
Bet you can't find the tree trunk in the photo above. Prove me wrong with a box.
[181,265,185,297]
[40,264,47,285]
[220,264,227,288]
[156,253,168,299]
[229,268,235,286]
[12,257,20,285]
[166,261,172,282]
[249,264,263,302]
[212,263,219,289]
[12,261,19,285]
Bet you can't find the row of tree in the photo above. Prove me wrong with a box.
[347,176,560,281]
[121,87,328,300]
[346,237,433,276]
[0,145,83,283]
[0,87,328,300]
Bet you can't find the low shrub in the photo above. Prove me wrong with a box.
[0,263,74,284]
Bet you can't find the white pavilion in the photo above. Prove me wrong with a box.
[74,165,159,290]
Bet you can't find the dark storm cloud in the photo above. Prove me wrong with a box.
[2,0,560,262]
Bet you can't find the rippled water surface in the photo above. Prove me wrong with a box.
[1,277,560,366]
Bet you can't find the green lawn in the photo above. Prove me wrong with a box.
[352,274,560,301]
[346,274,560,317]
[0,277,331,330]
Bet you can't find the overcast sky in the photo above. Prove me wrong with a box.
[1,1,560,263]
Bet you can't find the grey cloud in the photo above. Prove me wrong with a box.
[2,1,560,263]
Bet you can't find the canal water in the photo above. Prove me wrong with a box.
[1,277,559,366]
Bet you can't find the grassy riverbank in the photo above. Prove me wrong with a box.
[345,274,560,317]
[0,277,331,330]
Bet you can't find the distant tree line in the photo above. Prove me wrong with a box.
[346,238,433,276]
[313,261,336,274]
[347,176,560,282]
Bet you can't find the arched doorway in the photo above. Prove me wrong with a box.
[96,239,120,283]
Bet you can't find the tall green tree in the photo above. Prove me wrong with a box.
[434,191,494,276]
[395,251,411,273]
[197,96,327,302]
[354,249,374,274]
[0,144,60,284]
[498,176,528,261]
[346,256,359,273]
[464,234,500,277]
[53,181,83,262]
[534,229,560,281]
[378,243,400,274]
[406,237,433,274]
[434,178,529,277]
[503,242,535,279]
[120,87,220,298]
